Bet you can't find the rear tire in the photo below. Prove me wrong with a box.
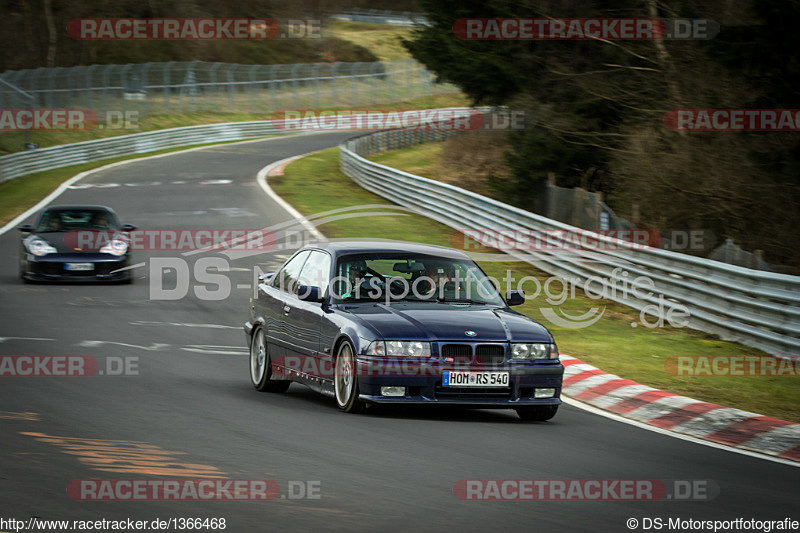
[516,405,558,421]
[250,327,290,393]
[334,340,365,413]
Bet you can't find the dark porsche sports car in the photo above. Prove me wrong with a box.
[244,241,564,420]
[18,205,136,283]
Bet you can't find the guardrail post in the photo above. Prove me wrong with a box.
[226,63,236,112]
[141,62,151,117]
[351,63,360,107]
[312,63,321,109]
[268,65,278,111]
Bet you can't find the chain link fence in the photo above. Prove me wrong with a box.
[0,59,457,118]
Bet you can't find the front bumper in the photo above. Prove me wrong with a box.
[354,355,564,407]
[22,253,131,282]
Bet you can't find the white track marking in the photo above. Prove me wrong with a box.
[255,154,327,241]
[77,340,170,351]
[181,345,248,355]
[0,337,55,343]
[130,321,239,329]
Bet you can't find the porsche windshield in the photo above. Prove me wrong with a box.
[35,209,119,232]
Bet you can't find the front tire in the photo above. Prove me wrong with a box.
[516,405,558,421]
[19,256,30,283]
[250,327,290,393]
[334,340,365,413]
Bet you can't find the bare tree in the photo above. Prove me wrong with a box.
[43,0,56,68]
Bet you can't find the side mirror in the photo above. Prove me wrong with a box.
[505,290,526,307]
[120,224,137,232]
[297,285,324,303]
[258,272,275,284]
[18,224,33,233]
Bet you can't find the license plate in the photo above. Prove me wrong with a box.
[443,371,509,387]
[64,263,94,271]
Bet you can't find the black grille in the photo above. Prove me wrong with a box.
[434,384,512,399]
[41,263,62,275]
[475,345,505,365]
[441,344,472,366]
[441,344,472,356]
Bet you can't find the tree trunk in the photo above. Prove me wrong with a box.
[44,0,56,68]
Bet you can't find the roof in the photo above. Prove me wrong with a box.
[42,204,117,213]
[311,240,470,259]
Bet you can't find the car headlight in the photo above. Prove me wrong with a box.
[25,236,57,256]
[511,343,558,360]
[100,237,128,256]
[366,341,431,357]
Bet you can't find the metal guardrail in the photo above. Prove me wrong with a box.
[340,126,800,356]
[330,10,429,27]
[0,121,286,184]
[0,108,473,184]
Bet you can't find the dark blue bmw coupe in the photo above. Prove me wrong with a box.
[244,241,564,420]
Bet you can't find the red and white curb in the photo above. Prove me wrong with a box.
[560,354,800,462]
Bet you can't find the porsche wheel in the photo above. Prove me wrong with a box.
[19,256,30,283]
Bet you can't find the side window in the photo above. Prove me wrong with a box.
[297,251,332,296]
[272,250,310,294]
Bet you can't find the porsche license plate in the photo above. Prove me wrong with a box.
[443,371,509,387]
[65,263,94,271]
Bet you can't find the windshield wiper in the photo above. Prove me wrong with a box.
[436,298,492,305]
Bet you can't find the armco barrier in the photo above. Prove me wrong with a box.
[0,121,285,184]
[339,126,800,356]
[0,107,479,184]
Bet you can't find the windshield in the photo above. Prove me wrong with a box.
[333,252,504,306]
[35,209,119,232]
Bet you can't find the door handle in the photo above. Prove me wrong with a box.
[283,305,291,315]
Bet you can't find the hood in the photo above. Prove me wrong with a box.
[28,230,122,253]
[342,302,552,343]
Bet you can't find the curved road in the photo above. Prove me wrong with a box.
[0,133,796,532]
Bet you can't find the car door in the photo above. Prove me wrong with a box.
[259,250,310,371]
[283,250,332,379]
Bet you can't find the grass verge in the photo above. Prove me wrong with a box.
[326,21,414,61]
[272,147,799,423]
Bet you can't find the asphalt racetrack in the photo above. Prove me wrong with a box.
[0,132,796,532]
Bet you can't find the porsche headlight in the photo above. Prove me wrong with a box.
[100,237,129,256]
[511,343,558,360]
[366,341,431,357]
[25,236,57,256]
